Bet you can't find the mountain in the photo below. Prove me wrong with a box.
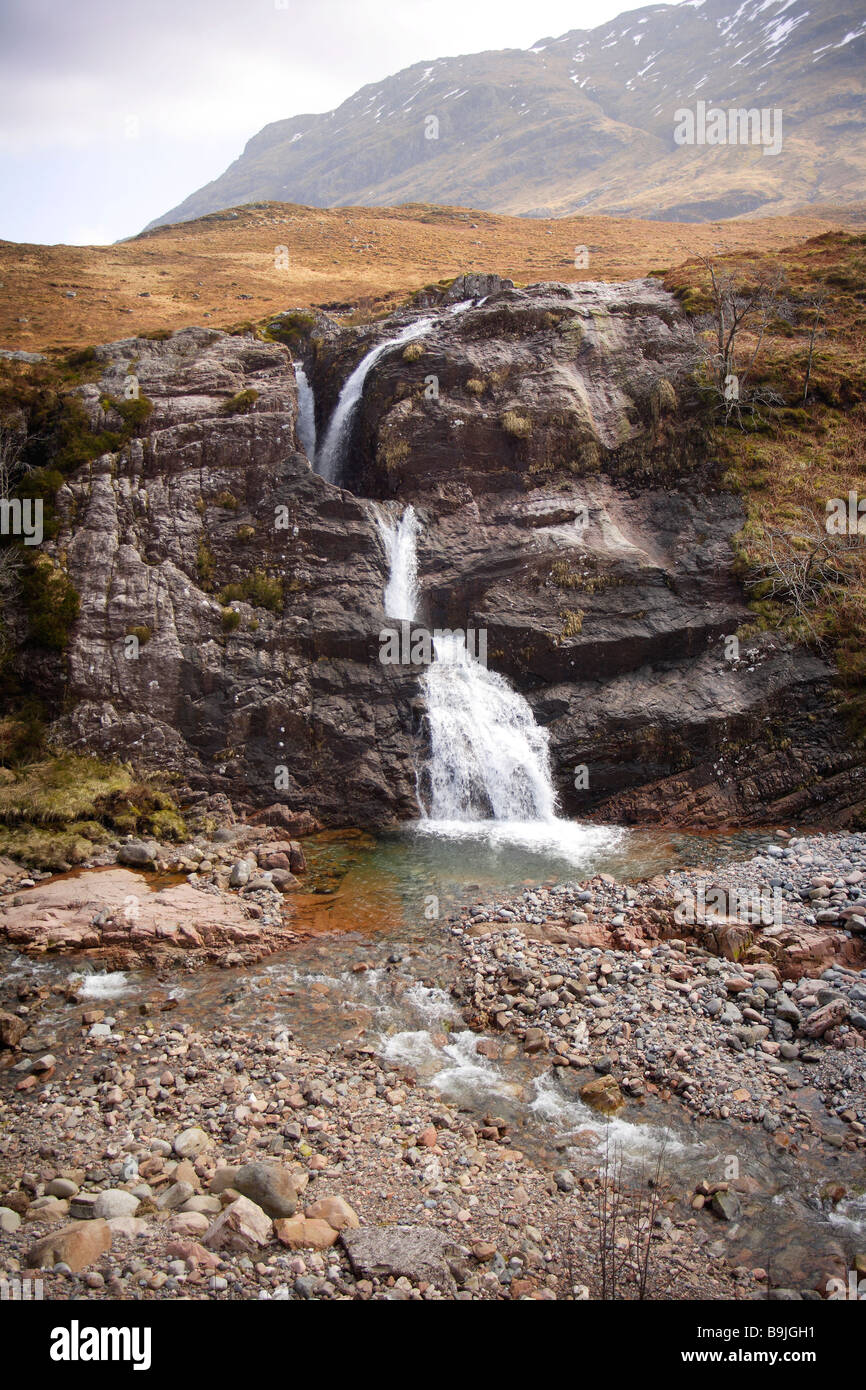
[147,0,866,230]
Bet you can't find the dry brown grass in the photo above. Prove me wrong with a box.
[1,200,863,353]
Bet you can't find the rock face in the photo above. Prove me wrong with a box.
[19,287,866,830]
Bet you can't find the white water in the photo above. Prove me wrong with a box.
[294,361,317,461]
[316,317,433,484]
[421,633,558,822]
[376,504,421,621]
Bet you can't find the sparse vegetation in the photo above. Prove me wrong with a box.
[219,389,258,416]
[219,569,283,612]
[501,410,532,438]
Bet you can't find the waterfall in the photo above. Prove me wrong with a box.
[420,634,557,823]
[376,504,420,622]
[316,317,433,484]
[294,361,316,461]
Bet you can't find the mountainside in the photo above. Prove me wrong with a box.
[148,0,866,230]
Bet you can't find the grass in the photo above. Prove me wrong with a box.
[665,231,866,737]
[219,389,258,416]
[219,569,283,612]
[0,751,187,870]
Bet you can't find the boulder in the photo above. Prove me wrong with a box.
[341,1225,463,1293]
[25,1219,111,1272]
[202,1196,273,1252]
[233,1162,301,1218]
[580,1075,625,1114]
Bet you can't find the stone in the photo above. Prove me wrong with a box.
[0,1207,21,1232]
[117,840,158,868]
[799,999,848,1038]
[202,1195,273,1252]
[341,1225,462,1294]
[46,1178,79,1199]
[0,1011,26,1049]
[25,1219,111,1272]
[173,1125,211,1159]
[93,1190,140,1220]
[233,1162,300,1218]
[580,1075,625,1114]
[304,1196,359,1231]
[711,1190,740,1221]
[168,1211,210,1236]
[155,1181,195,1212]
[274,1216,339,1251]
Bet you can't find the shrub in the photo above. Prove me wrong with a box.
[403,342,424,363]
[213,490,238,510]
[219,389,258,416]
[19,554,80,650]
[466,378,486,395]
[219,569,283,612]
[221,606,241,631]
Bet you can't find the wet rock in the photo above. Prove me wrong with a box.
[580,1075,625,1114]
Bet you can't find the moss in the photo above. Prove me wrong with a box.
[219,569,283,612]
[267,312,316,348]
[125,624,151,647]
[219,389,258,416]
[139,328,173,341]
[213,490,238,510]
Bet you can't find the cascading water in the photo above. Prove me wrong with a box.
[375,504,420,622]
[294,361,317,461]
[421,634,557,823]
[316,317,433,484]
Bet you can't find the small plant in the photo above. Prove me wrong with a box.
[559,609,585,638]
[196,537,215,590]
[219,389,258,416]
[402,342,424,363]
[502,410,532,438]
[219,569,283,612]
[125,624,151,646]
[466,378,486,395]
[221,606,241,631]
[213,490,238,510]
[236,523,255,541]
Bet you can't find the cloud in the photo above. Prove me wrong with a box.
[0,0,621,243]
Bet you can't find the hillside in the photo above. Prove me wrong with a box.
[2,200,863,354]
[147,0,866,231]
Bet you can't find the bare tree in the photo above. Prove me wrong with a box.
[691,255,789,426]
[800,289,828,406]
[745,505,866,643]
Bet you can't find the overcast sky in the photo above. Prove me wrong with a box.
[0,0,629,246]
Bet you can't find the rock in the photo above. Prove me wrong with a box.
[46,1178,79,1199]
[117,840,158,868]
[0,1011,26,1048]
[209,1167,240,1194]
[711,1191,741,1221]
[202,1195,273,1252]
[173,1125,211,1159]
[92,1190,140,1220]
[229,860,251,887]
[106,1217,147,1238]
[799,999,848,1037]
[168,1211,210,1236]
[304,1196,359,1231]
[25,1219,111,1272]
[0,1207,21,1233]
[274,1216,339,1251]
[554,1169,575,1193]
[341,1225,462,1294]
[233,1162,300,1218]
[164,1238,221,1268]
[580,1075,625,1114]
[155,1181,195,1212]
